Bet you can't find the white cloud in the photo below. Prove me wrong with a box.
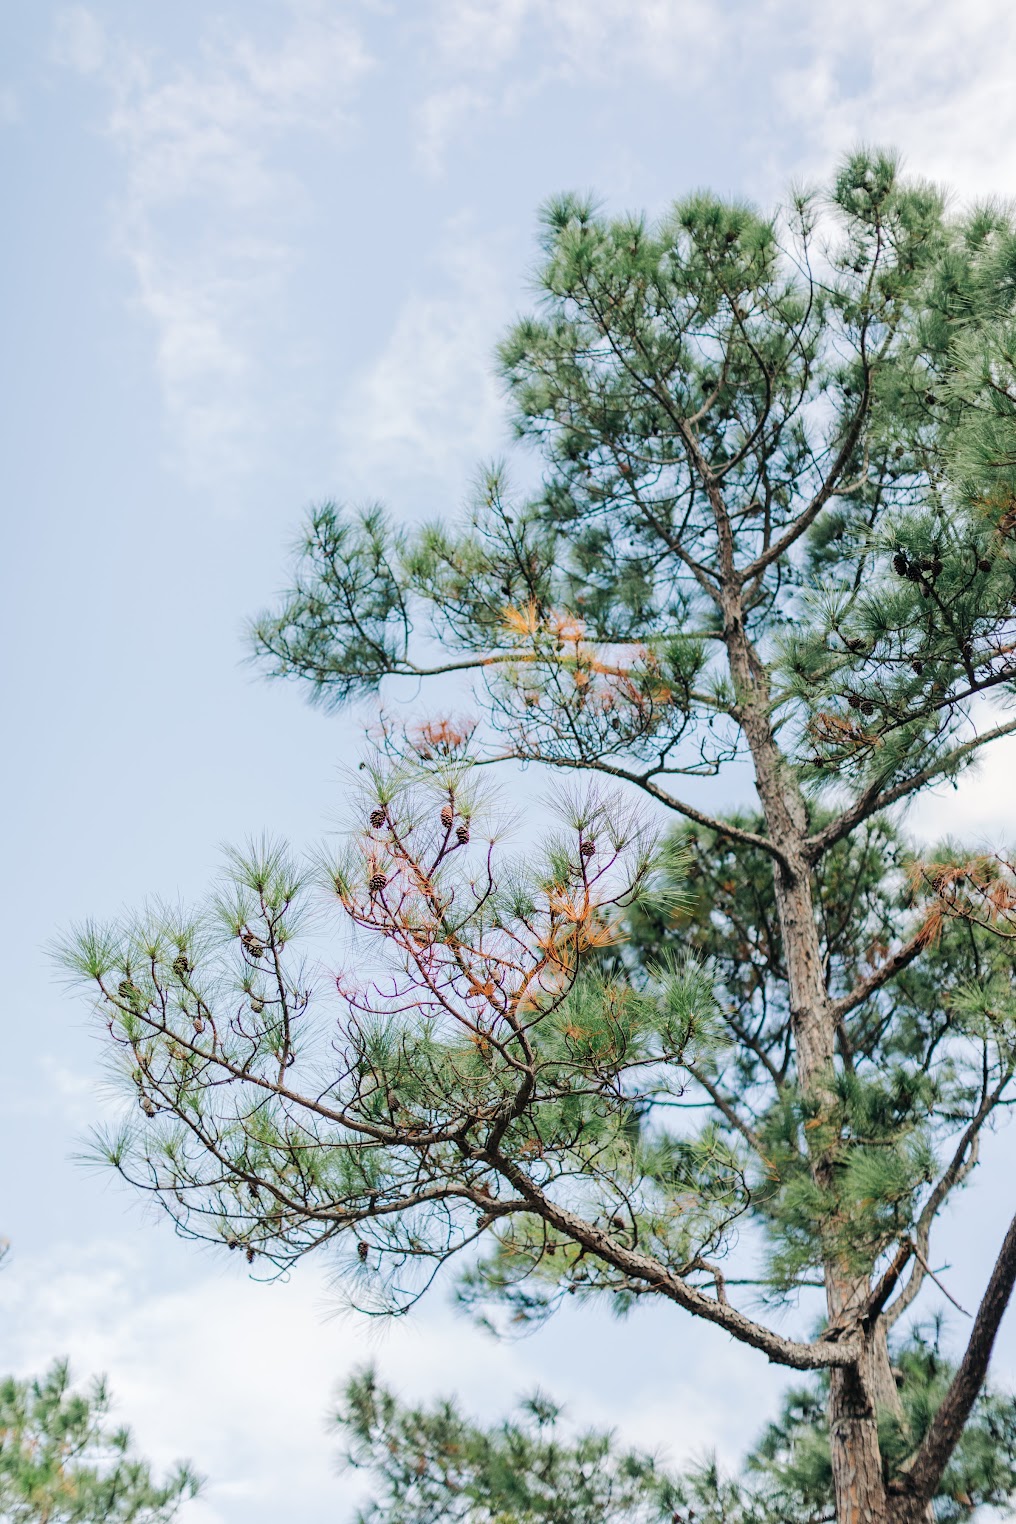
[908,729,1016,849]
[769,0,1016,193]
[55,5,372,488]
[415,82,490,176]
[0,1237,772,1524]
[414,0,723,174]
[426,0,718,79]
[335,221,511,495]
[52,5,106,75]
[415,0,1016,196]
[426,0,533,70]
[60,0,1016,491]
[0,1242,520,1523]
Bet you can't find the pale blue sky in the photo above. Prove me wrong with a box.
[4,2,1016,1520]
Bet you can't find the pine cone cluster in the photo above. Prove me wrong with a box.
[240,928,265,959]
[892,549,943,581]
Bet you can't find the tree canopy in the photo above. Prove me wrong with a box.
[60,149,1016,1524]
[0,1361,198,1524]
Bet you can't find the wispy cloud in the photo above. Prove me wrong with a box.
[413,0,723,176]
[426,0,718,79]
[414,0,1016,196]
[771,0,1016,193]
[55,0,1016,492]
[335,219,512,498]
[53,4,372,488]
[909,730,1016,848]
[51,4,106,75]
[0,1235,772,1524]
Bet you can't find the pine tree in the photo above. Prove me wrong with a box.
[333,1324,1016,1524]
[0,1360,199,1522]
[60,150,1016,1524]
[336,1367,679,1524]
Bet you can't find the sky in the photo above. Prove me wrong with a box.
[4,1,1016,1519]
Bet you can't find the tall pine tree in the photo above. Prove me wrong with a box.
[62,150,1016,1524]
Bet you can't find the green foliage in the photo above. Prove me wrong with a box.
[627,811,1016,1298]
[251,153,1016,796]
[57,771,731,1312]
[251,507,412,704]
[336,1368,678,1524]
[879,1324,1016,1518]
[336,1325,1016,1524]
[750,1324,1016,1523]
[0,1361,198,1523]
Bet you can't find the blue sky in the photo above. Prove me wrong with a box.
[4,1,1016,1519]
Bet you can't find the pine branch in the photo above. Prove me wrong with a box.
[738,383,873,586]
[886,1074,1010,1328]
[827,925,932,1022]
[513,750,791,868]
[685,1063,764,1154]
[805,717,1016,862]
[487,1147,858,1372]
[893,1208,1016,1512]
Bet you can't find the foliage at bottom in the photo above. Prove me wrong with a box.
[336,1324,1016,1524]
[0,1361,199,1524]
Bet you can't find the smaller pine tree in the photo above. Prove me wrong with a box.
[335,1325,1016,1524]
[0,1360,200,1524]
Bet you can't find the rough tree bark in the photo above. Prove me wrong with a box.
[721,543,898,1524]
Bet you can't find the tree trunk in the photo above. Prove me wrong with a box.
[777,861,902,1524]
[826,1286,898,1524]
[745,744,893,1523]
[829,1363,891,1524]
[724,592,900,1524]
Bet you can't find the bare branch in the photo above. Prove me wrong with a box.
[886,1077,1009,1328]
[496,750,790,869]
[827,925,932,1023]
[807,718,1016,863]
[738,386,873,586]
[686,1064,764,1154]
